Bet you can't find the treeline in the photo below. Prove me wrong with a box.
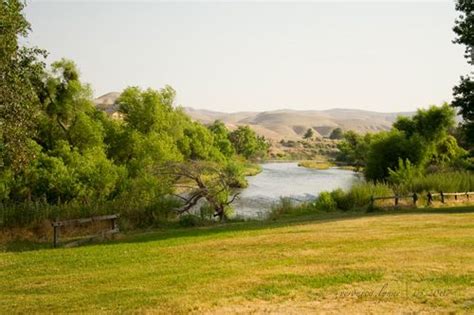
[0,1,268,227]
[272,103,474,217]
[336,104,472,182]
[298,105,474,214]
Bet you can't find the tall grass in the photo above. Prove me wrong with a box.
[267,197,317,220]
[407,171,474,193]
[0,201,115,229]
[344,182,393,207]
[0,196,181,229]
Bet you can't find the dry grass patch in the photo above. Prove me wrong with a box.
[0,208,473,313]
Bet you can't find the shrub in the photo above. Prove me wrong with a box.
[349,183,393,207]
[267,197,315,220]
[179,214,201,227]
[388,159,421,186]
[199,204,214,220]
[268,198,292,220]
[330,189,353,211]
[315,192,336,211]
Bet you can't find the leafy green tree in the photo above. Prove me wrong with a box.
[451,0,474,149]
[303,128,314,139]
[394,105,455,142]
[118,87,164,134]
[179,121,224,161]
[365,105,461,181]
[0,0,46,172]
[229,126,268,159]
[452,77,474,149]
[453,0,474,64]
[394,105,462,166]
[336,131,372,169]
[432,135,467,165]
[35,59,100,151]
[68,112,104,151]
[410,104,455,141]
[208,120,235,158]
[329,127,343,140]
[364,131,427,181]
[392,116,417,138]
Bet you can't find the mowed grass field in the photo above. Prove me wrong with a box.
[1,208,473,314]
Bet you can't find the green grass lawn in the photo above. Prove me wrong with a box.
[1,207,473,313]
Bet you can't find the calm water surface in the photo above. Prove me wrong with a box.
[233,162,360,218]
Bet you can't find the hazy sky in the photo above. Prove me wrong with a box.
[24,1,469,112]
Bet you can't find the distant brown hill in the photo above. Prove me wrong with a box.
[94,92,413,140]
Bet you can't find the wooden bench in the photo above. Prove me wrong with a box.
[51,214,119,248]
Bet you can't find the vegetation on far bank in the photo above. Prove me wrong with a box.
[297,160,333,170]
[243,163,263,176]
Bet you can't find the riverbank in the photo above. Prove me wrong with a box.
[242,163,262,176]
[1,206,473,313]
[232,162,359,218]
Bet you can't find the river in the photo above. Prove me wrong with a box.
[233,162,360,218]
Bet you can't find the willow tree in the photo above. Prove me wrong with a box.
[160,161,239,221]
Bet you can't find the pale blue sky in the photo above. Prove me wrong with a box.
[25,1,469,112]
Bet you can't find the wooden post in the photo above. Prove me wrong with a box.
[111,217,117,239]
[53,224,59,248]
[454,194,458,201]
[440,192,445,203]
[413,193,418,206]
[427,192,432,205]
[395,196,399,206]
[370,195,374,208]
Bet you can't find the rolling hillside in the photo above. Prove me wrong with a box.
[95,92,413,140]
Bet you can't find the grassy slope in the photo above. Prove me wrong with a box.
[1,208,473,313]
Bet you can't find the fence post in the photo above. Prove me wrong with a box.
[395,196,399,206]
[53,224,58,248]
[454,194,458,201]
[370,195,374,208]
[427,192,432,205]
[413,193,418,207]
[440,192,445,203]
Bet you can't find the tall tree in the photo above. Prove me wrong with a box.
[365,105,461,181]
[0,0,46,172]
[229,126,268,159]
[452,0,474,150]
